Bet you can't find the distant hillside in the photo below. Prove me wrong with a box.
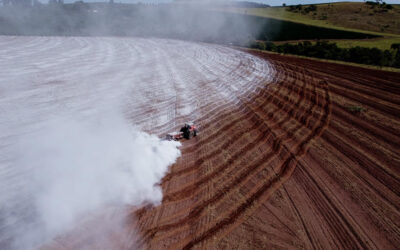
[286,2,400,35]
[220,2,400,50]
[0,3,375,43]
[223,2,400,36]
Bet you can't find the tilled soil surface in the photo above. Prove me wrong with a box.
[5,37,398,249]
[133,52,400,249]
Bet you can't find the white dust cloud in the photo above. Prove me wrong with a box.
[9,113,180,249]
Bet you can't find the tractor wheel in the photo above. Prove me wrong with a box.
[184,131,190,139]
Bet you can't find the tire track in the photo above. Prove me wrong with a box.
[136,58,332,249]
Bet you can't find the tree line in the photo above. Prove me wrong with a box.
[250,41,400,68]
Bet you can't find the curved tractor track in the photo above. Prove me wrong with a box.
[1,37,399,249]
[134,54,335,249]
[134,52,400,249]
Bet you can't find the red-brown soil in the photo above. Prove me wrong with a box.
[46,51,400,250]
[131,52,400,249]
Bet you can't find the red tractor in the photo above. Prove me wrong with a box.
[166,122,198,141]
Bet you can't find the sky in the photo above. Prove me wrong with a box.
[58,0,400,6]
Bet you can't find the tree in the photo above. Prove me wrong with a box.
[391,43,400,50]
[382,50,395,67]
[394,50,400,68]
[265,42,276,52]
[250,41,265,50]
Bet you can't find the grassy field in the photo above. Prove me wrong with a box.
[221,2,400,50]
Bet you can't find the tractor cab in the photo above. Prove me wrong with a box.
[185,122,195,129]
[180,122,198,139]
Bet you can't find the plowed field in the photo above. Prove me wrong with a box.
[1,37,399,249]
[133,53,400,249]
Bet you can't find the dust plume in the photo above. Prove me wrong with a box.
[0,0,265,46]
[1,112,181,249]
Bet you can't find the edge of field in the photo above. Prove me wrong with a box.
[242,47,400,73]
[218,2,400,50]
